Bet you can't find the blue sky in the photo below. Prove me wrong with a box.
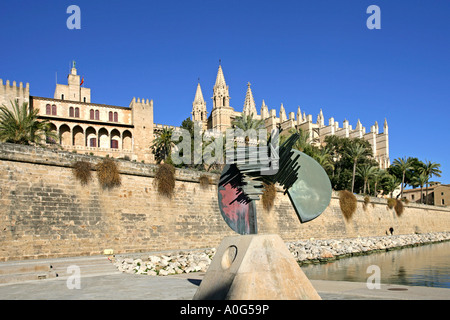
[1,0,449,184]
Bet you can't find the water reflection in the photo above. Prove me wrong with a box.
[301,241,450,288]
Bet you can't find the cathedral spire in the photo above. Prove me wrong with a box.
[194,82,205,104]
[243,82,257,116]
[279,103,287,122]
[212,64,230,109]
[261,99,269,119]
[215,65,227,88]
[192,82,207,125]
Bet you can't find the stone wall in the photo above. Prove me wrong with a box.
[0,143,449,261]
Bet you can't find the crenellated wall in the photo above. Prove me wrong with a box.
[0,143,449,261]
[0,78,30,111]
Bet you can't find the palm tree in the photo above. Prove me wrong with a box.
[288,128,310,152]
[371,168,387,197]
[420,161,442,205]
[344,142,371,193]
[383,174,402,198]
[232,113,265,131]
[411,172,428,204]
[0,100,57,146]
[391,157,414,199]
[232,113,265,146]
[151,127,174,163]
[356,164,377,194]
[312,147,334,173]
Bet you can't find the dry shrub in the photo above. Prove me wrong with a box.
[199,175,210,189]
[155,163,175,198]
[387,198,396,209]
[339,190,357,221]
[395,199,404,217]
[72,161,92,185]
[96,158,121,189]
[363,195,370,211]
[262,182,277,211]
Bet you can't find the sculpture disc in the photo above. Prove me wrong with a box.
[218,164,257,235]
[287,150,332,223]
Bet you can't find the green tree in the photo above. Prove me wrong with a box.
[232,113,265,131]
[382,174,402,198]
[356,164,377,195]
[371,168,387,197]
[312,147,334,174]
[151,127,174,164]
[232,113,265,146]
[410,172,428,204]
[286,128,311,153]
[420,161,442,205]
[0,100,57,146]
[322,135,374,192]
[344,141,371,193]
[391,157,414,199]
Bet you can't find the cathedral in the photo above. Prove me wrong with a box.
[193,65,390,169]
[0,63,389,168]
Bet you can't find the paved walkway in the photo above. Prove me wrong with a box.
[0,271,449,300]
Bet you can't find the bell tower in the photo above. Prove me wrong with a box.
[191,82,208,130]
[54,61,91,103]
[211,64,234,132]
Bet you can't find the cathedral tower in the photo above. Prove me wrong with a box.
[211,64,234,132]
[242,82,257,116]
[191,82,208,130]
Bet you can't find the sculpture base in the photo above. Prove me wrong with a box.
[193,234,321,300]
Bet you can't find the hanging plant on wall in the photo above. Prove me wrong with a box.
[155,163,175,198]
[387,198,396,209]
[262,182,277,211]
[339,190,357,221]
[199,174,211,189]
[363,195,370,211]
[96,158,121,189]
[72,160,92,185]
[394,199,404,217]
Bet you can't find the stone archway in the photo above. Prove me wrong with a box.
[98,128,109,149]
[72,125,84,146]
[86,127,97,147]
[122,130,132,150]
[59,124,71,146]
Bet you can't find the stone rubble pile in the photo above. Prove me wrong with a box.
[287,231,450,264]
[114,249,215,276]
[113,232,450,276]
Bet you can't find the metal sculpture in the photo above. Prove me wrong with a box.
[218,132,332,234]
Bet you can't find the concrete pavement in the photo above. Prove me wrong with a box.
[0,271,449,300]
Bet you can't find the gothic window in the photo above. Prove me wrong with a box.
[61,94,64,100]
[46,104,51,115]
[90,109,95,120]
[83,97,86,103]
[109,111,113,122]
[51,105,57,116]
[223,97,226,106]
[113,112,118,122]
[95,110,100,120]
[75,107,80,118]
[69,107,74,117]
